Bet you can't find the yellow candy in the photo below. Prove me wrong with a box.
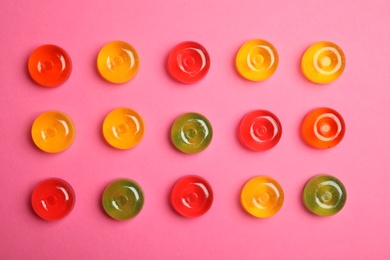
[301,41,345,84]
[97,41,140,84]
[31,111,75,153]
[235,39,279,81]
[102,108,144,149]
[241,176,284,218]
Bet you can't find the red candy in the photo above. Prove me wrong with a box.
[28,44,72,87]
[31,178,75,221]
[167,41,210,83]
[170,175,213,218]
[238,110,282,151]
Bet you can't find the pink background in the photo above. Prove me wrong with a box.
[1,0,389,259]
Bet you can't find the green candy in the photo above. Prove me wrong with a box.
[102,179,144,220]
[303,175,346,216]
[171,112,212,154]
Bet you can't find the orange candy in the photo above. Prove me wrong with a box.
[31,111,76,153]
[102,108,145,149]
[97,41,140,84]
[301,107,345,149]
[28,44,72,87]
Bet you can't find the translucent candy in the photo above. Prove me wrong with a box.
[102,178,144,220]
[171,112,212,154]
[31,178,75,220]
[301,41,345,84]
[167,41,210,83]
[102,108,144,149]
[238,110,282,151]
[97,41,140,84]
[31,111,75,153]
[28,44,72,87]
[303,175,346,216]
[241,176,284,218]
[236,39,279,81]
[301,107,345,149]
[171,175,213,217]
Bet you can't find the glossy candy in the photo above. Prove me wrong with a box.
[170,175,213,218]
[102,178,144,220]
[28,44,72,87]
[102,108,144,149]
[167,41,210,83]
[238,110,282,151]
[31,111,76,153]
[301,107,345,149]
[236,39,279,81]
[301,41,346,84]
[303,175,346,216]
[241,176,284,218]
[31,178,75,220]
[97,41,140,84]
[171,112,212,154]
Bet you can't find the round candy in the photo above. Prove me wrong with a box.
[301,41,346,84]
[28,44,72,87]
[303,174,346,216]
[102,178,144,220]
[238,110,282,151]
[241,176,284,218]
[171,112,212,154]
[235,39,279,81]
[167,41,210,83]
[31,178,75,221]
[170,175,213,218]
[301,107,345,149]
[102,108,144,149]
[97,41,140,84]
[31,111,76,153]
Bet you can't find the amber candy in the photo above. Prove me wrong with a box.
[301,41,345,84]
[31,111,76,153]
[241,176,284,218]
[236,39,279,81]
[97,41,140,84]
[102,108,144,149]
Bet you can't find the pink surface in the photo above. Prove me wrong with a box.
[1,0,390,259]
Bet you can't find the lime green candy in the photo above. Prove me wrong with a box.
[303,175,346,216]
[102,179,144,220]
[171,112,212,154]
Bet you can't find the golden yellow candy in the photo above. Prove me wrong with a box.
[240,176,284,218]
[235,39,279,81]
[31,111,75,153]
[97,41,140,84]
[301,41,345,84]
[102,108,144,149]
